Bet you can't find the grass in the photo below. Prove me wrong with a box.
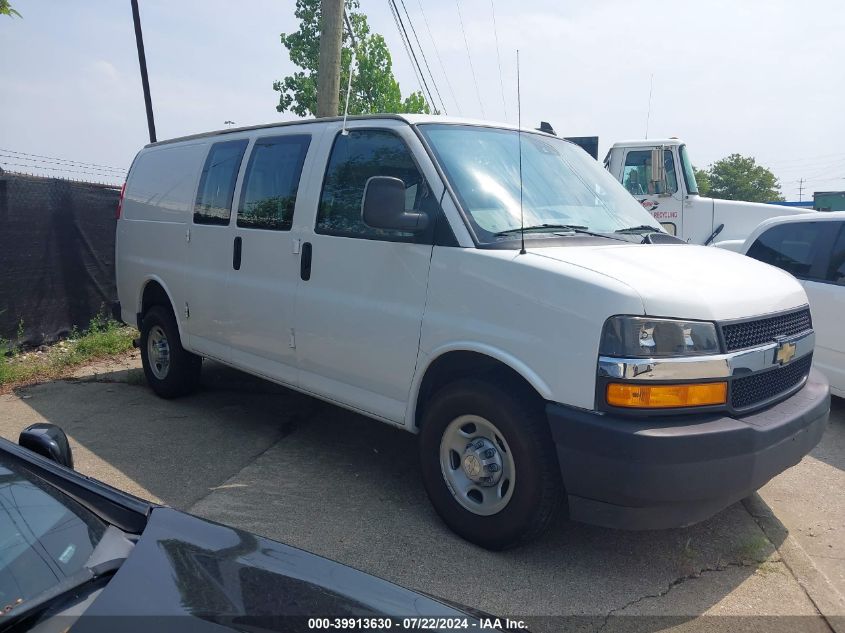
[0,315,137,390]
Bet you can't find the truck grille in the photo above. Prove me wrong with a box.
[722,308,812,352]
[731,354,812,410]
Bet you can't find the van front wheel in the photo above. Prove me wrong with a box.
[419,378,564,550]
[140,305,201,398]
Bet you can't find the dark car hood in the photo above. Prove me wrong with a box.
[70,507,487,633]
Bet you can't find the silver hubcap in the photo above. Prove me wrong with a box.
[439,415,515,516]
[147,325,170,380]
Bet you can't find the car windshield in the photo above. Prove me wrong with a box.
[419,124,660,244]
[0,456,106,613]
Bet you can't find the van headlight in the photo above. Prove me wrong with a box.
[600,316,720,358]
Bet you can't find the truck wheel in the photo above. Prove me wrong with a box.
[140,305,202,399]
[419,378,564,550]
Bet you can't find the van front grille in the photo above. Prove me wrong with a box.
[721,308,812,352]
[730,354,812,410]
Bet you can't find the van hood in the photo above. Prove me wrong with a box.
[527,242,807,321]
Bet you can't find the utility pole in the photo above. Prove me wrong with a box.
[798,177,805,202]
[131,0,156,143]
[316,0,344,118]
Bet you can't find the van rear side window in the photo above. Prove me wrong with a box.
[237,135,311,231]
[194,140,248,226]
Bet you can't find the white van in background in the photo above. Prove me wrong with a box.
[741,212,845,397]
[116,115,829,549]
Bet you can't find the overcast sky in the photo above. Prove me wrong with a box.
[1,0,843,199]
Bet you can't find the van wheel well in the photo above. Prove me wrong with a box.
[415,351,543,430]
[141,281,173,322]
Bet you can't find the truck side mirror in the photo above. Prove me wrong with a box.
[19,423,74,469]
[650,147,667,194]
[362,176,429,232]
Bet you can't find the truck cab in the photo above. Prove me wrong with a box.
[604,138,814,250]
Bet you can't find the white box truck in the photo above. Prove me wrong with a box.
[116,115,830,549]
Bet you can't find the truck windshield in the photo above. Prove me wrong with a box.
[419,124,660,244]
[679,144,699,195]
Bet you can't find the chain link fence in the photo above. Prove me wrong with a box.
[0,173,120,346]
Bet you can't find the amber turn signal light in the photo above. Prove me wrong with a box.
[606,382,727,409]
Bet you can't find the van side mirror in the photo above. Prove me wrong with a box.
[362,176,429,232]
[19,423,74,469]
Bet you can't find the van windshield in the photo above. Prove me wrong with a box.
[419,124,660,244]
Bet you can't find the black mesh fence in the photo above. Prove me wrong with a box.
[0,173,120,346]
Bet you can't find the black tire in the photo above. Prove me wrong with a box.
[139,305,202,399]
[419,377,564,550]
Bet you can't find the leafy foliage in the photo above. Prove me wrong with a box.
[693,166,711,196]
[274,0,429,117]
[0,0,20,17]
[696,154,783,202]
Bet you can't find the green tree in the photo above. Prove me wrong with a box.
[693,166,711,196]
[0,0,21,17]
[274,0,429,117]
[700,154,783,202]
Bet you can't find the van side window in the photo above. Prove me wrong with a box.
[194,140,248,226]
[623,150,677,196]
[826,224,845,285]
[746,222,828,280]
[237,135,311,231]
[316,129,436,241]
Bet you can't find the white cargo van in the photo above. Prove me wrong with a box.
[116,115,830,549]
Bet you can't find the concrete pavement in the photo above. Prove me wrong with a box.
[1,354,843,631]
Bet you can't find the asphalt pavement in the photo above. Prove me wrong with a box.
[1,354,843,632]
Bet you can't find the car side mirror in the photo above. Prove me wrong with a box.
[362,176,429,232]
[19,423,74,469]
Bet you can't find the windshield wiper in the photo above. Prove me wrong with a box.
[495,223,589,236]
[496,224,630,242]
[614,225,661,234]
[0,558,124,629]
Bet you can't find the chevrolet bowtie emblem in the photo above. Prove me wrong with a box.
[774,341,797,366]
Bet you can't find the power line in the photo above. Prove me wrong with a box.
[0,158,124,178]
[387,0,432,112]
[415,0,461,115]
[398,0,446,114]
[0,154,126,176]
[454,0,485,118]
[775,157,845,175]
[489,0,507,120]
[0,161,123,180]
[388,0,438,113]
[765,151,845,167]
[0,148,127,172]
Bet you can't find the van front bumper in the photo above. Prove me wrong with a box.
[547,368,830,530]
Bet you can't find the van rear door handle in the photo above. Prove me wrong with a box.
[300,242,312,281]
[233,236,242,270]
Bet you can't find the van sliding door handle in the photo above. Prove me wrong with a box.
[233,236,242,270]
[300,242,312,281]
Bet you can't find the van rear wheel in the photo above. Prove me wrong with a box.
[140,305,201,398]
[419,378,564,550]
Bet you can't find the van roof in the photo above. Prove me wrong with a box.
[145,114,535,148]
